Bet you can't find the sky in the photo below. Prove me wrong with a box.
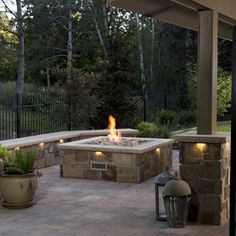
[0,0,17,19]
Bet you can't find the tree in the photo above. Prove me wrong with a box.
[0,12,17,81]
[15,0,24,98]
[0,0,26,101]
[135,13,147,121]
[217,69,232,116]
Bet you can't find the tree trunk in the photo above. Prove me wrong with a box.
[135,13,147,121]
[15,0,24,98]
[67,0,73,84]
[46,67,50,89]
[110,8,117,44]
[46,41,51,89]
[102,0,108,33]
[90,8,108,59]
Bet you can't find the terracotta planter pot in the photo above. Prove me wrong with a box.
[0,172,38,209]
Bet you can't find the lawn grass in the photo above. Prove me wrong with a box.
[217,121,231,132]
[175,121,231,133]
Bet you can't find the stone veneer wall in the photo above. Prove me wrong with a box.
[0,130,138,169]
[7,137,80,169]
[176,133,230,225]
[60,144,173,183]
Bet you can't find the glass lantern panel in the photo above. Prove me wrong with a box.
[163,196,191,228]
[158,185,166,220]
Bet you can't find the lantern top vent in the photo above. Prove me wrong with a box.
[163,179,191,197]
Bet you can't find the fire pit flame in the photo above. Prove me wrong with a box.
[107,115,121,142]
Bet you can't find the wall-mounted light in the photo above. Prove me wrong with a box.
[39,143,44,148]
[59,139,64,143]
[156,148,161,156]
[195,143,206,152]
[95,151,103,157]
[226,141,230,150]
[14,147,20,151]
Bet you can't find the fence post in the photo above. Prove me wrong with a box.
[67,93,72,131]
[16,92,21,138]
[143,95,147,122]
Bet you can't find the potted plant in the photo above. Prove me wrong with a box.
[0,146,41,209]
[0,145,10,173]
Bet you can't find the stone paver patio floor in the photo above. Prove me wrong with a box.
[0,164,229,236]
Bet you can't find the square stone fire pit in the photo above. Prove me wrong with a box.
[58,136,174,183]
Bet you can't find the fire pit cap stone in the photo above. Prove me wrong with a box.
[58,136,174,154]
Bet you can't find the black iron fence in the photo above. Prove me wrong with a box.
[0,92,88,141]
[0,89,190,141]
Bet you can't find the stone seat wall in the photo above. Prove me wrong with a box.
[0,129,138,169]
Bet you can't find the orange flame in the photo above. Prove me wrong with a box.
[107,115,121,142]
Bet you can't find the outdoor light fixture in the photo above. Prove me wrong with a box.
[95,151,103,157]
[195,143,206,152]
[39,143,44,148]
[155,148,160,155]
[59,139,64,143]
[226,141,230,150]
[14,147,20,150]
[154,166,174,221]
[162,175,191,228]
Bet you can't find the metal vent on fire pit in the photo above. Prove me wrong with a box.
[90,161,107,171]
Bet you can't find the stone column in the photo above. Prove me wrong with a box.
[175,132,230,225]
[197,10,218,135]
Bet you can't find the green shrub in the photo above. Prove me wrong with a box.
[178,111,196,127]
[156,110,178,128]
[0,145,10,159]
[0,81,16,106]
[187,68,232,116]
[137,122,158,138]
[217,69,232,116]
[3,149,36,175]
[156,126,172,138]
[0,81,46,106]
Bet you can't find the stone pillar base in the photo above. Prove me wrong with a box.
[175,132,230,225]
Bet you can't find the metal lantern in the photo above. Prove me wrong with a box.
[154,167,174,221]
[162,177,191,228]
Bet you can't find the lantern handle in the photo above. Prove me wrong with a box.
[174,171,180,180]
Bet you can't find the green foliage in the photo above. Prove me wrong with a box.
[66,70,100,128]
[3,150,36,175]
[0,81,47,106]
[0,13,17,82]
[137,122,158,138]
[137,117,176,139]
[178,111,196,127]
[94,69,140,129]
[156,109,178,127]
[0,1,232,134]
[218,40,232,73]
[186,68,232,117]
[156,126,171,138]
[186,64,197,111]
[0,145,10,159]
[217,69,232,116]
[0,81,16,106]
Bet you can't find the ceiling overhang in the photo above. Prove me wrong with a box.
[107,0,236,41]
